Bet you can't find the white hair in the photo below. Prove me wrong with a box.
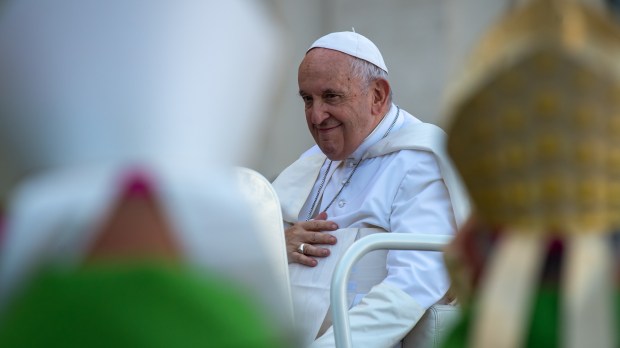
[349,56,392,102]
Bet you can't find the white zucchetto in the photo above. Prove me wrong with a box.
[308,31,388,73]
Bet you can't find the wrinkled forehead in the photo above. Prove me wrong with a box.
[298,48,358,82]
[302,48,356,68]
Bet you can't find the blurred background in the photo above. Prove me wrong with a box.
[1,1,620,346]
[250,0,514,180]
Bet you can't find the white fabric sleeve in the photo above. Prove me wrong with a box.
[310,283,425,348]
[383,150,455,309]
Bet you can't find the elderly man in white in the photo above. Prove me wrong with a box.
[273,32,469,347]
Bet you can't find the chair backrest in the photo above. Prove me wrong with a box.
[234,167,294,323]
[330,233,459,348]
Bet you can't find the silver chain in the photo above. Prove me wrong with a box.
[305,106,400,221]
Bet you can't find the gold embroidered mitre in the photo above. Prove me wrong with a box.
[445,0,620,232]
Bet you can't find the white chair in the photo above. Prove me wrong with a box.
[330,233,460,348]
[234,167,294,323]
[402,302,461,348]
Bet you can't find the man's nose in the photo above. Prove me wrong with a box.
[309,101,329,125]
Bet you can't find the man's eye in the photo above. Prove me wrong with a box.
[301,96,312,107]
[325,94,338,99]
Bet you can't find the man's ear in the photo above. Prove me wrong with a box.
[371,78,390,116]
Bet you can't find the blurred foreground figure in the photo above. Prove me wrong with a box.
[0,0,291,346]
[443,0,620,347]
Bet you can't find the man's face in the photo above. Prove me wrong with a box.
[298,48,381,161]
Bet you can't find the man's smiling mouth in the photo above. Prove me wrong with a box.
[317,124,341,132]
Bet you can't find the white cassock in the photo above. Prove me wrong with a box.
[273,103,470,347]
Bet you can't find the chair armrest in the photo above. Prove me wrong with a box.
[402,303,461,348]
[330,233,452,348]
